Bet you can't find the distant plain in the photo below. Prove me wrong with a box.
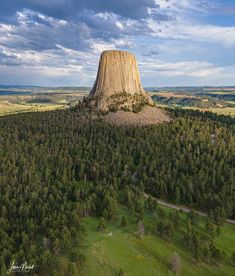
[0,86,235,117]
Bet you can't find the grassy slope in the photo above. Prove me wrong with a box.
[176,106,235,117]
[1,91,235,117]
[0,101,66,116]
[81,205,235,276]
[212,107,235,117]
[152,90,235,117]
[0,90,88,116]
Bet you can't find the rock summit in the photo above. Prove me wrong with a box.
[89,50,153,112]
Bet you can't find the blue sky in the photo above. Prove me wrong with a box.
[0,0,235,87]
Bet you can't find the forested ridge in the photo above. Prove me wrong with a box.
[0,107,234,274]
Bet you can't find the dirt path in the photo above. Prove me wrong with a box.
[143,193,235,225]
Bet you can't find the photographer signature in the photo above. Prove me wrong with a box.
[7,260,36,274]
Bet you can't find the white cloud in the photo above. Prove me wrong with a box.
[155,0,204,11]
[91,41,115,53]
[148,0,235,47]
[0,45,88,76]
[148,19,235,47]
[140,59,224,78]
[0,0,235,86]
[0,23,14,34]
[115,21,124,30]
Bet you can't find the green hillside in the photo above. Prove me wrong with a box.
[82,204,235,276]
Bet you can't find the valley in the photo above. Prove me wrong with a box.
[150,87,235,117]
[1,86,235,117]
[0,86,88,116]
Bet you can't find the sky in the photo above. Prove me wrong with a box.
[0,0,235,87]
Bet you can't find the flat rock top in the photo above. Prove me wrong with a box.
[103,106,171,126]
[101,50,134,57]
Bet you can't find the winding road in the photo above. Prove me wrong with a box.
[143,193,235,225]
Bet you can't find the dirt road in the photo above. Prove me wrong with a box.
[143,193,235,225]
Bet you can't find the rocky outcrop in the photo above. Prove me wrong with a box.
[103,106,171,126]
[89,50,153,112]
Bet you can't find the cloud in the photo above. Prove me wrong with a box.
[0,9,153,54]
[0,10,94,52]
[139,58,235,86]
[142,46,159,56]
[0,0,235,86]
[140,59,223,78]
[0,44,95,74]
[0,0,158,23]
[148,19,235,47]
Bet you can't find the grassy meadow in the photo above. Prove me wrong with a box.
[81,207,234,276]
[0,88,235,117]
[0,90,87,116]
[0,101,66,116]
[52,204,235,276]
[212,107,235,117]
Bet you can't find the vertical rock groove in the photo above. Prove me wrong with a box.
[89,50,153,111]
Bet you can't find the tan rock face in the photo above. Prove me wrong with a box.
[89,50,153,111]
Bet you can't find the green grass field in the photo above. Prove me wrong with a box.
[1,90,235,118]
[0,101,66,116]
[0,90,86,116]
[211,107,235,117]
[178,106,235,117]
[203,91,235,95]
[79,205,235,276]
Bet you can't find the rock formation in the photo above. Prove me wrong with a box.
[89,50,153,112]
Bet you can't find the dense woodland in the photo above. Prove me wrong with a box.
[0,107,234,274]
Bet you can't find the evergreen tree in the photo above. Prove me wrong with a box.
[231,251,235,267]
[97,218,106,232]
[120,216,127,228]
[117,268,126,276]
